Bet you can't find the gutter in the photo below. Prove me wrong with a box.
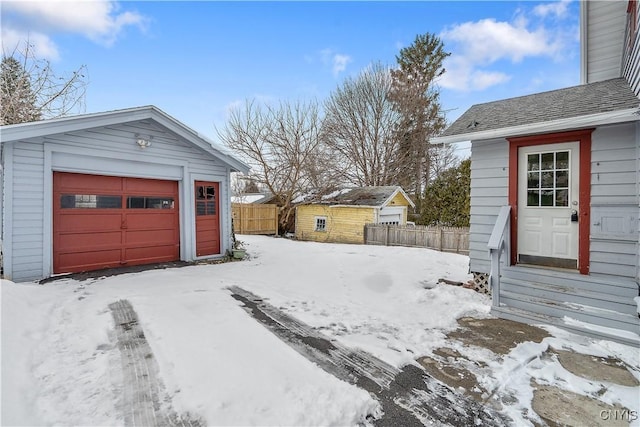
[432,107,640,145]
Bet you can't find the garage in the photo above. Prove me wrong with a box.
[1,106,249,281]
[53,172,180,274]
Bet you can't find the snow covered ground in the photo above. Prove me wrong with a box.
[2,235,639,426]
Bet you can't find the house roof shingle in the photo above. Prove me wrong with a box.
[440,77,639,138]
[316,186,413,208]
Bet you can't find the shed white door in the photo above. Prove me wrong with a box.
[378,207,404,225]
[517,142,579,269]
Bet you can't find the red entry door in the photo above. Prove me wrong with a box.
[195,182,220,256]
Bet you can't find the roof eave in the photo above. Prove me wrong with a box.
[0,106,250,174]
[432,107,640,145]
[381,187,415,209]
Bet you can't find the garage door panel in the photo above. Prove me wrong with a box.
[55,173,123,192]
[58,231,123,249]
[125,213,176,229]
[125,229,177,245]
[125,177,177,193]
[54,172,180,274]
[124,246,179,264]
[57,249,121,270]
[57,214,122,232]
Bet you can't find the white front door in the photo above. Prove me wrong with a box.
[517,142,579,269]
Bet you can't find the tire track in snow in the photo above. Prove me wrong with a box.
[109,300,204,427]
[228,285,510,427]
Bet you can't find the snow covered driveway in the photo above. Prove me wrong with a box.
[2,235,638,426]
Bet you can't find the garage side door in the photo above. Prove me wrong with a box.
[53,172,179,274]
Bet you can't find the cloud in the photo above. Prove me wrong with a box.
[1,0,147,54]
[319,48,352,77]
[533,0,572,18]
[439,8,574,92]
[1,27,59,60]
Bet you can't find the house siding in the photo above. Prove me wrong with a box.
[5,120,232,282]
[590,123,639,279]
[295,205,375,244]
[585,1,627,84]
[469,138,509,274]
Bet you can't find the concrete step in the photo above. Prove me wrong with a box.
[498,290,640,337]
[492,305,640,348]
[499,276,638,316]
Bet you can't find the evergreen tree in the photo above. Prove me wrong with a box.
[1,41,87,125]
[421,159,470,227]
[1,56,40,125]
[389,33,450,212]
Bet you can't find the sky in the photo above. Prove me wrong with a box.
[0,0,581,156]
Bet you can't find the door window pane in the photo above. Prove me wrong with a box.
[541,153,554,170]
[527,154,540,171]
[555,189,569,207]
[556,151,569,169]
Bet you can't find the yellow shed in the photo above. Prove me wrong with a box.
[295,186,414,244]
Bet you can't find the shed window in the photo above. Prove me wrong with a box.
[315,216,327,232]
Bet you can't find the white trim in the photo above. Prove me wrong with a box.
[432,108,640,145]
[381,186,415,209]
[2,144,13,279]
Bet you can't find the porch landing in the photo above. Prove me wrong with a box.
[493,265,640,347]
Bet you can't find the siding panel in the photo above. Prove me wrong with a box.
[469,138,508,273]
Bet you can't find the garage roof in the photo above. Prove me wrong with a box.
[0,105,250,174]
[316,186,415,208]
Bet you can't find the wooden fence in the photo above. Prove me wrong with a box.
[364,224,469,254]
[232,203,278,235]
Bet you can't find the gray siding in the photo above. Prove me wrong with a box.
[623,0,640,95]
[585,1,627,84]
[10,141,45,281]
[6,119,231,281]
[469,138,508,274]
[590,123,639,279]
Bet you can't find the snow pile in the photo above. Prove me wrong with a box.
[2,236,638,426]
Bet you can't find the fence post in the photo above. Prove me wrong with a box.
[385,225,390,246]
[439,227,443,252]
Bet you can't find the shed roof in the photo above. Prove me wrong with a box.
[315,186,414,208]
[0,105,250,173]
[433,77,639,144]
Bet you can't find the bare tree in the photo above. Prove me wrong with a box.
[429,143,459,181]
[1,40,87,125]
[321,62,400,186]
[218,99,337,233]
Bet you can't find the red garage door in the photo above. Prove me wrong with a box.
[53,172,180,274]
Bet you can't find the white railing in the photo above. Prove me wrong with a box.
[487,206,511,307]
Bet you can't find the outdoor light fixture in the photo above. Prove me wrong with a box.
[135,134,152,149]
